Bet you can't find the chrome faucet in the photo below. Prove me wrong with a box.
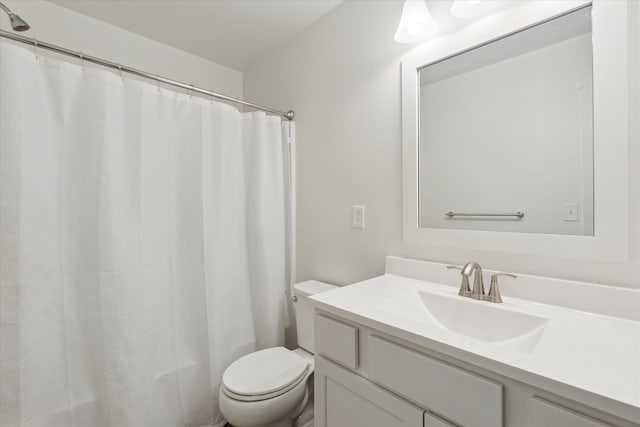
[446,262,483,298]
[446,262,517,303]
[461,262,485,300]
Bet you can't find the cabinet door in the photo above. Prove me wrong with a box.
[531,397,612,427]
[315,356,424,427]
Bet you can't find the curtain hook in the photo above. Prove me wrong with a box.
[33,38,38,60]
[188,84,194,99]
[156,74,161,94]
[79,52,85,71]
[117,62,123,82]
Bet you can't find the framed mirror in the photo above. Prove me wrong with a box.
[402,0,629,261]
[419,6,593,236]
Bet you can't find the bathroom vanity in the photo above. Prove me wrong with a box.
[311,257,640,427]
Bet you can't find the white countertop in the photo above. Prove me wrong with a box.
[311,273,640,424]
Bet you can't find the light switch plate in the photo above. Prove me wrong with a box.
[352,205,365,229]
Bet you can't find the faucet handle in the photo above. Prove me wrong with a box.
[486,273,517,303]
[446,265,471,296]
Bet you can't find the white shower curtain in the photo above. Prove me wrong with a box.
[0,42,291,427]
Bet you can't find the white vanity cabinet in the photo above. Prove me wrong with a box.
[314,311,636,427]
[313,313,480,427]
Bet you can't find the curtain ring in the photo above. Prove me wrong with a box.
[33,38,38,60]
[156,74,161,93]
[188,84,194,99]
[117,62,123,82]
[79,53,84,71]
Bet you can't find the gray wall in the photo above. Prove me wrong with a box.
[0,0,243,97]
[244,0,640,288]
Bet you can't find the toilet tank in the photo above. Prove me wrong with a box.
[292,280,338,353]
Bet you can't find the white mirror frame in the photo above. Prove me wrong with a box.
[402,0,629,262]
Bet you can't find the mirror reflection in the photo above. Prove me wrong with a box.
[418,6,593,236]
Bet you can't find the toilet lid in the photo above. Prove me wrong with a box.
[222,347,309,398]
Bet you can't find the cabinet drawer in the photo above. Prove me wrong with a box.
[368,335,502,427]
[315,314,359,370]
[531,397,612,427]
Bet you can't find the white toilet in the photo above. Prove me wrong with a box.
[219,280,337,427]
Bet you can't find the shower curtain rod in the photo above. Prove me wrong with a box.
[0,29,295,120]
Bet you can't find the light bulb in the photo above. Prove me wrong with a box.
[407,22,422,35]
[394,0,438,44]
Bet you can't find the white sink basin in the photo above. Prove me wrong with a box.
[374,290,548,352]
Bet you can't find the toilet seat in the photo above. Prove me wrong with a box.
[222,347,310,402]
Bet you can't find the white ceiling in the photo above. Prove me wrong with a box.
[49,0,342,71]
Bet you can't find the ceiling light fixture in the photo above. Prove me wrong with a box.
[394,0,438,44]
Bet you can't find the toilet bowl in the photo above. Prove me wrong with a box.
[219,348,313,427]
[219,281,337,427]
